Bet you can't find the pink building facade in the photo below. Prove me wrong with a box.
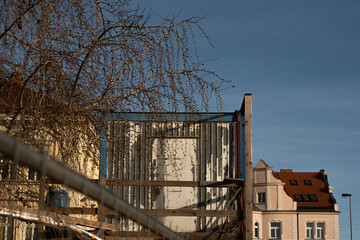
[253,160,339,240]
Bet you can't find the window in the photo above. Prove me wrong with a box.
[25,223,38,240]
[270,222,281,239]
[294,194,302,202]
[254,222,259,238]
[306,222,314,239]
[28,169,38,181]
[302,195,310,202]
[0,216,10,240]
[316,223,325,239]
[309,195,318,202]
[295,195,318,202]
[304,180,312,185]
[290,179,298,185]
[0,156,11,180]
[258,192,266,203]
[258,192,265,203]
[305,222,325,239]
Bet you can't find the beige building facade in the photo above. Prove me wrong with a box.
[253,160,339,240]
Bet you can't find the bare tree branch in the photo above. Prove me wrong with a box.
[0,1,228,223]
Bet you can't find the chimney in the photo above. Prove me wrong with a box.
[280,169,293,173]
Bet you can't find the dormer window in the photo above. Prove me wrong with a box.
[304,180,312,185]
[309,194,318,202]
[290,180,298,185]
[302,195,310,202]
[294,194,318,202]
[294,195,302,202]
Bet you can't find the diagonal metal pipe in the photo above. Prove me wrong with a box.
[0,131,184,240]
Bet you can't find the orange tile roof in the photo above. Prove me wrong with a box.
[275,171,335,209]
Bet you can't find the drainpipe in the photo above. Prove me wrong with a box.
[297,211,299,240]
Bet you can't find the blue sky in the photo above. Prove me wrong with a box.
[133,1,360,238]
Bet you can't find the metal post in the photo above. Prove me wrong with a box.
[349,196,352,240]
[342,193,352,240]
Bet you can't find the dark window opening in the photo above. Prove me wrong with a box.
[254,222,259,238]
[270,222,281,239]
[0,156,12,180]
[28,169,38,181]
[258,192,266,203]
[304,180,312,185]
[294,194,302,202]
[295,194,318,202]
[290,180,298,185]
[302,195,310,202]
[309,194,318,202]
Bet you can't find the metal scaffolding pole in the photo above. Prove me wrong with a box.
[0,130,184,240]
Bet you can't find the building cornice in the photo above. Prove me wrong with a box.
[254,209,340,215]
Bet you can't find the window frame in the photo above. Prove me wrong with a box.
[306,222,315,239]
[294,194,303,202]
[302,195,310,202]
[270,221,281,239]
[0,156,12,180]
[25,222,38,240]
[289,179,298,185]
[254,222,259,239]
[294,194,318,202]
[309,194,318,202]
[304,221,326,239]
[304,180,312,185]
[257,192,266,203]
[0,216,10,240]
[316,222,325,239]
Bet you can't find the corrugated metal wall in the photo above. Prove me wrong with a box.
[105,120,238,231]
